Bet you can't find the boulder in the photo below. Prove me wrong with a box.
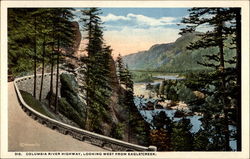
[60,73,86,118]
[155,104,164,109]
[174,110,185,118]
[58,97,85,128]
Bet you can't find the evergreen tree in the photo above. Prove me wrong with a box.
[80,8,112,133]
[116,54,125,84]
[53,8,75,113]
[180,7,240,151]
[8,9,33,75]
[8,9,41,97]
[234,8,241,151]
[150,111,172,151]
[32,9,53,101]
[171,118,193,151]
[8,8,76,107]
[223,8,241,151]
[116,54,135,142]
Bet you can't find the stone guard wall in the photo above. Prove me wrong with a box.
[16,73,60,100]
[14,73,157,151]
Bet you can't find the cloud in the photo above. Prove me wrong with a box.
[99,13,181,57]
[100,13,178,28]
[103,26,180,57]
[100,13,130,21]
[127,13,177,26]
[72,10,182,58]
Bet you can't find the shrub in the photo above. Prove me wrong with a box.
[110,123,124,140]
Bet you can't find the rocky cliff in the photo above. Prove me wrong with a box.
[59,55,150,145]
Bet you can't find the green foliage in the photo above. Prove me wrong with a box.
[8,9,36,75]
[116,54,151,144]
[171,118,193,151]
[8,8,77,110]
[129,104,151,145]
[58,98,85,128]
[178,8,241,151]
[110,123,124,140]
[20,90,53,118]
[193,130,210,151]
[79,8,113,134]
[131,72,154,83]
[116,54,134,88]
[8,8,75,76]
[153,79,196,103]
[151,111,172,130]
[149,111,194,151]
[116,58,151,145]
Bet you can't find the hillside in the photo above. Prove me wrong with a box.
[123,33,235,73]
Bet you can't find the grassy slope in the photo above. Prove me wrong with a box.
[20,90,53,118]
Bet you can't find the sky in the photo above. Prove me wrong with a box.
[73,8,190,58]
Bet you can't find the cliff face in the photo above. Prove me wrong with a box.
[60,21,149,145]
[71,21,82,53]
[103,55,150,145]
[63,21,82,67]
[65,21,81,54]
[99,55,127,136]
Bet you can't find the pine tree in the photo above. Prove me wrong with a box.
[53,8,75,113]
[35,8,75,112]
[171,118,193,151]
[116,54,125,84]
[8,9,35,75]
[180,7,240,151]
[31,9,53,101]
[224,8,241,151]
[8,8,76,106]
[115,55,135,142]
[79,8,112,133]
[150,111,172,151]
[8,9,41,98]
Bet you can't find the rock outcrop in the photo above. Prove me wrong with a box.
[59,73,86,128]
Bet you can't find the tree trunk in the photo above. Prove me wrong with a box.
[85,63,90,130]
[48,31,55,108]
[235,8,241,151]
[217,9,230,150]
[33,17,37,98]
[128,95,131,143]
[39,34,46,101]
[54,38,60,113]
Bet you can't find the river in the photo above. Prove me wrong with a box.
[133,75,237,151]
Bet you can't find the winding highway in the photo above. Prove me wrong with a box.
[8,82,106,151]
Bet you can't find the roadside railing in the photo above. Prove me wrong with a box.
[14,74,157,151]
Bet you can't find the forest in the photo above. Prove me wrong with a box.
[8,7,241,151]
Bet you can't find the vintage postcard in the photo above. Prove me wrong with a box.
[1,0,249,159]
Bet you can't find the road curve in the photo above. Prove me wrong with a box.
[8,82,106,151]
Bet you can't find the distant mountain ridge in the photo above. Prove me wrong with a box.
[123,33,200,72]
[123,32,235,73]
